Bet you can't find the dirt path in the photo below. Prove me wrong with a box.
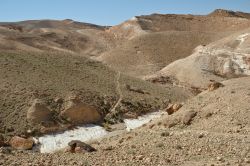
[110,71,123,113]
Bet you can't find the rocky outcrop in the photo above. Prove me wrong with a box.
[165,103,183,115]
[208,81,224,91]
[150,31,250,89]
[9,136,34,150]
[209,9,250,19]
[60,96,101,124]
[27,99,53,124]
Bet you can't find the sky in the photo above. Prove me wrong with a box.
[0,0,250,26]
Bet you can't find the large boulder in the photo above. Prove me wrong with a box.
[9,136,34,150]
[60,97,101,124]
[27,99,53,124]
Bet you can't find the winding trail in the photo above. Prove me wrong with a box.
[110,71,123,113]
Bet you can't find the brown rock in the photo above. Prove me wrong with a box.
[60,98,101,124]
[67,140,96,153]
[165,103,182,115]
[9,136,34,150]
[161,131,170,137]
[182,111,197,125]
[27,99,53,124]
[137,155,144,160]
[208,81,224,91]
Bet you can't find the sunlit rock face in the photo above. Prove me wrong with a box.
[60,97,101,125]
[148,32,250,88]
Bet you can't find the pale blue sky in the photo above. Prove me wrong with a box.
[0,0,250,25]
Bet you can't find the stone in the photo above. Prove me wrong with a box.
[217,156,224,162]
[198,133,204,138]
[9,136,34,150]
[205,112,213,118]
[165,103,182,115]
[176,145,183,150]
[182,111,197,125]
[27,99,53,124]
[208,81,224,91]
[67,140,96,153]
[60,98,101,124]
[161,131,170,137]
[137,155,144,160]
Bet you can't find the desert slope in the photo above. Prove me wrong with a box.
[0,19,114,56]
[0,50,191,139]
[1,10,250,79]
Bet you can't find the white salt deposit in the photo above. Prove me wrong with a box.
[199,47,250,76]
[124,111,164,131]
[236,33,249,46]
[38,125,108,153]
[38,111,164,153]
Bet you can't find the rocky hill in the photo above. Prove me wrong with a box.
[97,9,250,77]
[0,9,250,166]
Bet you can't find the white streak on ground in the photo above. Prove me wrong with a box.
[124,111,164,131]
[38,111,164,153]
[236,33,249,46]
[38,125,108,153]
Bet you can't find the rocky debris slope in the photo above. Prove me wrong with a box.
[161,76,250,134]
[1,77,250,165]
